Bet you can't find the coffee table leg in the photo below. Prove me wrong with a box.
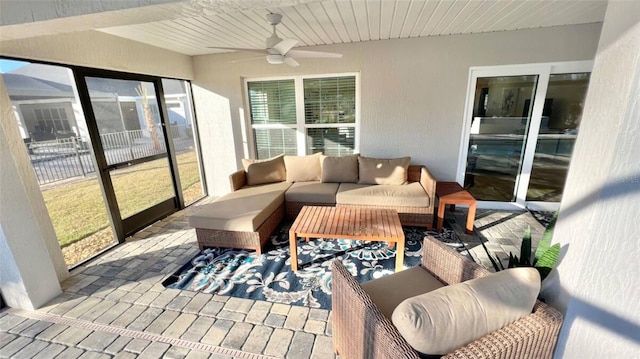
[395,237,404,272]
[289,231,298,271]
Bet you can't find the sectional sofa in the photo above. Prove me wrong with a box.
[188,153,436,254]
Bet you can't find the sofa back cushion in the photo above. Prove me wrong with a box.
[284,153,322,182]
[391,267,541,355]
[358,156,411,185]
[242,154,286,186]
[321,154,359,183]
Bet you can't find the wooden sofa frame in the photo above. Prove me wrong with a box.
[331,235,563,359]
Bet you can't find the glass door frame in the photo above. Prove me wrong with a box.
[73,68,183,240]
[456,61,593,211]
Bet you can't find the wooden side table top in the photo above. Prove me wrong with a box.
[289,206,405,271]
[436,181,477,204]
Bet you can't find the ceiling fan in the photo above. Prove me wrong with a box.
[208,13,342,67]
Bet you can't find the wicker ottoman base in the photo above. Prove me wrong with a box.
[195,203,284,255]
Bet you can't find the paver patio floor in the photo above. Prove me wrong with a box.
[0,198,547,359]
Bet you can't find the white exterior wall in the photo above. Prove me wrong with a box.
[542,1,640,357]
[192,23,601,196]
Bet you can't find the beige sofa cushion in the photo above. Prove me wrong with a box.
[321,154,359,183]
[336,182,430,208]
[284,153,322,182]
[242,155,286,186]
[392,267,541,355]
[284,181,339,204]
[358,156,411,185]
[189,182,291,232]
[361,266,445,319]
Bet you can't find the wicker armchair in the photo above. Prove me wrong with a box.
[331,235,563,359]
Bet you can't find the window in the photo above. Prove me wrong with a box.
[246,74,358,159]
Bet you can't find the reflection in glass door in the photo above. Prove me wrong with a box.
[464,75,538,202]
[83,76,178,236]
[460,63,591,209]
[526,73,590,202]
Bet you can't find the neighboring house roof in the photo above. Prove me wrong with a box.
[7,63,186,100]
[2,73,74,100]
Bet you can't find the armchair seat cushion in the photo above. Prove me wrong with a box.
[361,266,445,319]
[337,182,431,208]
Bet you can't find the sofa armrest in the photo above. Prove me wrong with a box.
[229,169,247,192]
[421,235,490,285]
[332,261,419,359]
[419,166,437,207]
[444,301,563,359]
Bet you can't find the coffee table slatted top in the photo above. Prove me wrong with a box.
[289,206,405,271]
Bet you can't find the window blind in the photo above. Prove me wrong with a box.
[304,76,356,124]
[248,80,296,125]
[307,127,355,156]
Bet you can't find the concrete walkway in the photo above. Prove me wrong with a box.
[0,201,547,359]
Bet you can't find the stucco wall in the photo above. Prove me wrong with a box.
[0,30,193,79]
[192,23,601,196]
[542,1,640,357]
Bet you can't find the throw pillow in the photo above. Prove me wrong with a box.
[321,154,359,183]
[283,153,322,182]
[391,267,541,355]
[241,154,286,186]
[358,156,411,185]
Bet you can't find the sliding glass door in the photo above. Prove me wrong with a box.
[459,62,591,210]
[77,73,179,237]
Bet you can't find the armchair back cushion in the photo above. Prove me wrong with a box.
[242,154,286,186]
[321,154,359,183]
[284,153,322,182]
[392,267,541,355]
[358,156,411,185]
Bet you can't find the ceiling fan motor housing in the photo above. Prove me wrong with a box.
[266,54,284,64]
[266,13,282,25]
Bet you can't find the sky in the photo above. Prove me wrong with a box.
[0,59,28,73]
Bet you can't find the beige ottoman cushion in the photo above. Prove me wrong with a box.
[392,267,541,355]
[189,182,291,232]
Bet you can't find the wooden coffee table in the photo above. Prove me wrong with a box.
[289,206,405,272]
[436,181,477,234]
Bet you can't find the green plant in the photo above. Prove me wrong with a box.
[490,212,560,281]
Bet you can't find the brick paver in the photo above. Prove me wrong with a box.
[263,328,294,357]
[0,206,539,359]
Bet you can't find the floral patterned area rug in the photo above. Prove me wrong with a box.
[163,221,460,310]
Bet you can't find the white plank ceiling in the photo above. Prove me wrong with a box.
[99,0,607,56]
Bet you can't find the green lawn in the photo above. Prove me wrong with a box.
[43,151,203,247]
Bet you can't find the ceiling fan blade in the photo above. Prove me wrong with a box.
[208,46,267,55]
[272,38,298,55]
[230,56,266,64]
[287,49,343,59]
[283,57,300,67]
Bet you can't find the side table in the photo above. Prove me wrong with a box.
[436,182,477,234]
